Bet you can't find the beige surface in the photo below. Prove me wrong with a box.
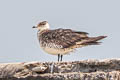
[0,59,120,80]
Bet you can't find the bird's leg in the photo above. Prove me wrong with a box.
[58,54,60,62]
[60,55,63,61]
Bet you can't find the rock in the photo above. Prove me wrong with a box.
[0,59,120,80]
[32,66,47,73]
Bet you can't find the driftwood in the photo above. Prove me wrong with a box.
[0,59,120,80]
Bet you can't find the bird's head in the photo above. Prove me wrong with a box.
[33,21,49,31]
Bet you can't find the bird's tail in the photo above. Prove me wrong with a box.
[80,36,107,45]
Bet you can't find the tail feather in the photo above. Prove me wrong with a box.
[82,42,102,45]
[77,36,107,45]
[70,36,106,48]
[87,36,107,42]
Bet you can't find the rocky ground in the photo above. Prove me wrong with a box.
[0,59,120,80]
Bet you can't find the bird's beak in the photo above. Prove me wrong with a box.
[32,26,37,28]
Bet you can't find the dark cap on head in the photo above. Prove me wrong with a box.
[38,21,48,26]
[32,21,48,28]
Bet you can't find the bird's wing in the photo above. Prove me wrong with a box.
[41,28,89,49]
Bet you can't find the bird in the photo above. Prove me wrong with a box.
[33,21,107,62]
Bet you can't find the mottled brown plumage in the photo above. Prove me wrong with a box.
[39,28,87,48]
[38,28,106,49]
[33,21,107,61]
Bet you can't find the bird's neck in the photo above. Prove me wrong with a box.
[37,24,50,38]
[38,29,49,34]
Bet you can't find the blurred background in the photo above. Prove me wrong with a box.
[0,0,119,63]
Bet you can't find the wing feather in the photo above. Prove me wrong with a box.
[40,28,89,48]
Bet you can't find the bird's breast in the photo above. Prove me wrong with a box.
[39,42,74,55]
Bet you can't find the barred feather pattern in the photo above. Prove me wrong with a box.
[37,28,88,49]
[37,28,106,55]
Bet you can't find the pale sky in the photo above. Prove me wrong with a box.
[0,0,120,63]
